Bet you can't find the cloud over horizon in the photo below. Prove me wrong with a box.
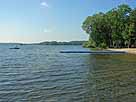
[43,28,51,33]
[40,1,49,8]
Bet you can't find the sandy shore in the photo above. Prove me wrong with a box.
[108,48,136,54]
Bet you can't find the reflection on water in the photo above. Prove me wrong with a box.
[88,54,136,102]
[0,45,136,102]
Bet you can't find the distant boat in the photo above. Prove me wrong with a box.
[9,46,20,49]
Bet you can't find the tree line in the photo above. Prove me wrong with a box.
[82,4,136,48]
[39,41,85,45]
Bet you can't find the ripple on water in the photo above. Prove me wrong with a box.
[0,45,136,102]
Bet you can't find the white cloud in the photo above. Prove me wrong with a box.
[40,1,49,8]
[43,28,51,33]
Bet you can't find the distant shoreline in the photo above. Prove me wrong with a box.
[0,41,86,45]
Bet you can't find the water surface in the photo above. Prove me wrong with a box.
[0,45,135,102]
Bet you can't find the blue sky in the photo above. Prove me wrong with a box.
[0,0,136,43]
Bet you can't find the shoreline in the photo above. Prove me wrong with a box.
[108,48,136,54]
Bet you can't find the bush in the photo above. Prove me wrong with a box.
[83,40,96,48]
[98,42,107,49]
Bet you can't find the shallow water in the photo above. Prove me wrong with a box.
[0,45,135,102]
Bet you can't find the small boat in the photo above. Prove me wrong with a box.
[10,46,20,49]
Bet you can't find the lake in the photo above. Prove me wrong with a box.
[0,45,136,102]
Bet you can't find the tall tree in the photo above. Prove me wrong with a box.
[82,4,136,48]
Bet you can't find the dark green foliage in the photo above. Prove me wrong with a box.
[82,4,136,48]
[83,38,96,48]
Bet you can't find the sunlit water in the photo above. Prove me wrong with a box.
[0,45,135,102]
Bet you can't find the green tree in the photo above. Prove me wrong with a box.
[129,9,136,47]
[82,4,136,48]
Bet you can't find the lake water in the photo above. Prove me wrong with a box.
[0,45,136,102]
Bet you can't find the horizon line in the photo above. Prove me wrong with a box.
[0,40,87,44]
